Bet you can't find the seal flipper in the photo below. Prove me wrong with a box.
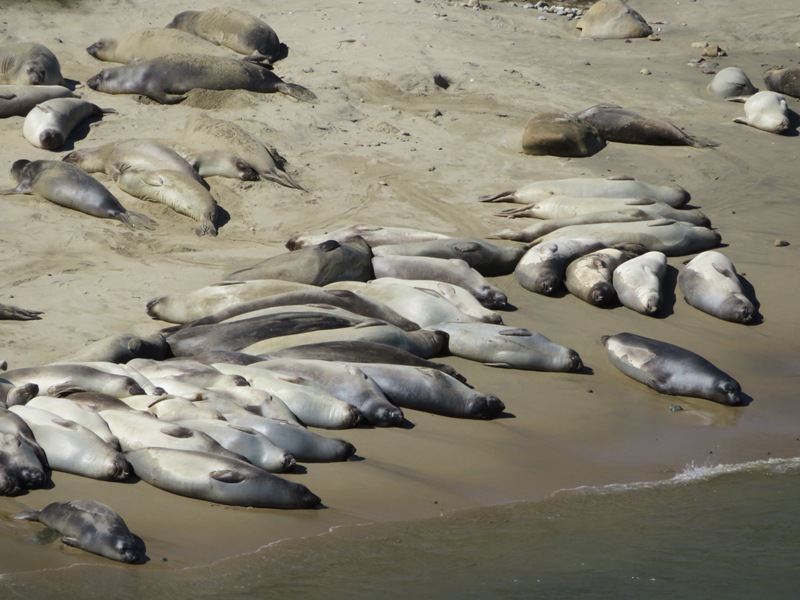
[275,83,318,104]
[261,170,305,191]
[12,508,41,521]
[116,210,158,230]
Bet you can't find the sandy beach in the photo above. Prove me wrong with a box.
[1,0,799,583]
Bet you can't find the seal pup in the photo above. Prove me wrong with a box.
[23,98,116,151]
[182,113,302,189]
[520,111,606,157]
[732,91,790,134]
[14,500,143,563]
[0,42,64,85]
[87,53,316,104]
[565,248,636,306]
[286,225,451,250]
[116,167,219,236]
[0,160,157,230]
[601,332,743,406]
[574,104,719,148]
[479,176,690,206]
[576,0,652,40]
[612,251,667,315]
[166,8,288,63]
[514,238,607,295]
[763,66,800,99]
[0,84,76,118]
[708,67,758,100]
[158,140,259,182]
[0,302,42,320]
[677,251,755,324]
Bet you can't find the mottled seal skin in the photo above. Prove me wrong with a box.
[565,248,636,307]
[0,42,64,86]
[287,225,451,251]
[677,251,755,324]
[732,91,790,134]
[166,8,288,63]
[514,238,607,295]
[601,332,743,406]
[574,104,719,148]
[15,500,143,562]
[23,98,115,151]
[86,28,249,64]
[708,67,758,100]
[86,53,315,104]
[521,111,606,157]
[576,0,652,40]
[763,66,800,99]
[612,250,667,315]
[0,160,157,230]
[0,84,76,118]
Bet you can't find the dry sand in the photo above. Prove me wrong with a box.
[1,0,799,582]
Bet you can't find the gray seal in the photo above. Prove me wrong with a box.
[0,160,157,230]
[23,98,115,151]
[576,0,652,40]
[708,67,758,100]
[612,250,667,315]
[0,84,76,118]
[0,42,63,85]
[763,66,800,99]
[521,111,606,157]
[86,53,315,104]
[514,237,607,295]
[14,500,142,563]
[677,250,755,324]
[601,332,743,406]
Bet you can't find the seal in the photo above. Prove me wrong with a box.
[0,406,49,472]
[565,248,637,306]
[431,322,583,372]
[514,237,606,295]
[0,431,48,490]
[0,42,64,85]
[1,363,145,398]
[479,175,690,206]
[763,66,800,99]
[165,7,288,63]
[0,84,76,118]
[286,225,451,251]
[116,167,219,236]
[574,104,719,148]
[732,91,790,134]
[60,332,170,364]
[14,500,143,563]
[124,447,321,508]
[25,396,119,448]
[182,112,302,189]
[576,0,652,40]
[520,111,606,157]
[0,301,42,320]
[86,53,316,104]
[708,67,758,100]
[677,250,755,324]
[612,250,667,315]
[0,160,158,230]
[601,332,743,405]
[158,140,259,182]
[23,98,116,151]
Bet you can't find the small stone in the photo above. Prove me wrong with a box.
[433,73,450,89]
[430,108,443,118]
[584,60,591,66]
[699,62,719,74]
[691,41,709,49]
[668,404,684,412]
[379,181,388,187]
[640,68,651,75]
[775,240,790,247]
[538,15,546,20]
[648,35,661,41]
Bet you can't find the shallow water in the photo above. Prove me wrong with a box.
[4,457,799,599]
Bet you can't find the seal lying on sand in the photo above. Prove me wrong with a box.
[763,66,800,99]
[23,98,115,151]
[0,302,42,320]
[0,42,63,85]
[678,250,755,324]
[286,225,451,250]
[708,67,758,100]
[0,84,76,118]
[14,500,143,563]
[732,91,790,134]
[601,332,743,406]
[86,53,317,104]
[515,238,606,295]
[0,160,157,230]
[565,248,636,307]
[521,111,606,157]
[612,251,667,315]
[576,0,652,40]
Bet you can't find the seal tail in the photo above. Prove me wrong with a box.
[12,508,41,522]
[118,211,158,230]
[262,170,305,191]
[688,135,720,148]
[276,83,318,104]
[194,216,218,237]
[478,190,517,203]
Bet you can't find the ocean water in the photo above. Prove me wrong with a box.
[3,457,799,599]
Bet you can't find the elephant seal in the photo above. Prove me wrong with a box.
[23,98,116,151]
[87,53,315,104]
[565,248,637,306]
[0,431,49,490]
[0,406,49,470]
[0,42,64,85]
[182,113,302,189]
[601,332,743,406]
[732,91,790,134]
[708,67,758,100]
[166,7,288,63]
[479,176,690,206]
[117,168,219,236]
[14,500,142,563]
[521,111,606,157]
[574,104,719,148]
[431,322,582,372]
[286,225,451,251]
[224,238,374,285]
[0,84,76,118]
[515,238,607,295]
[612,251,667,315]
[125,447,321,508]
[25,396,119,448]
[158,140,259,182]
[371,237,526,276]
[576,0,652,40]
[677,251,755,324]
[1,363,146,398]
[0,160,158,230]
[0,301,42,320]
[763,66,800,99]
[60,332,170,364]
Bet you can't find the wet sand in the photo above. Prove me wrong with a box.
[1,0,799,581]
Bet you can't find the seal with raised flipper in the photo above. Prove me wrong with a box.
[23,98,116,151]
[0,160,157,230]
[0,42,63,85]
[601,332,743,406]
[677,250,755,324]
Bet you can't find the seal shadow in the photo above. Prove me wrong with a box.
[214,205,232,232]
[653,264,679,319]
[737,272,764,325]
[60,114,109,151]
[62,78,81,92]
[492,410,516,420]
[575,364,594,375]
[782,108,800,137]
[131,535,150,565]
[287,464,309,474]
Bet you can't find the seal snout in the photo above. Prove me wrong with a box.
[39,129,65,151]
[86,73,101,90]
[567,350,583,373]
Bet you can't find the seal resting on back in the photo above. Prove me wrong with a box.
[576,0,652,40]
[0,42,64,85]
[86,53,316,104]
[732,91,790,134]
[23,98,116,151]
